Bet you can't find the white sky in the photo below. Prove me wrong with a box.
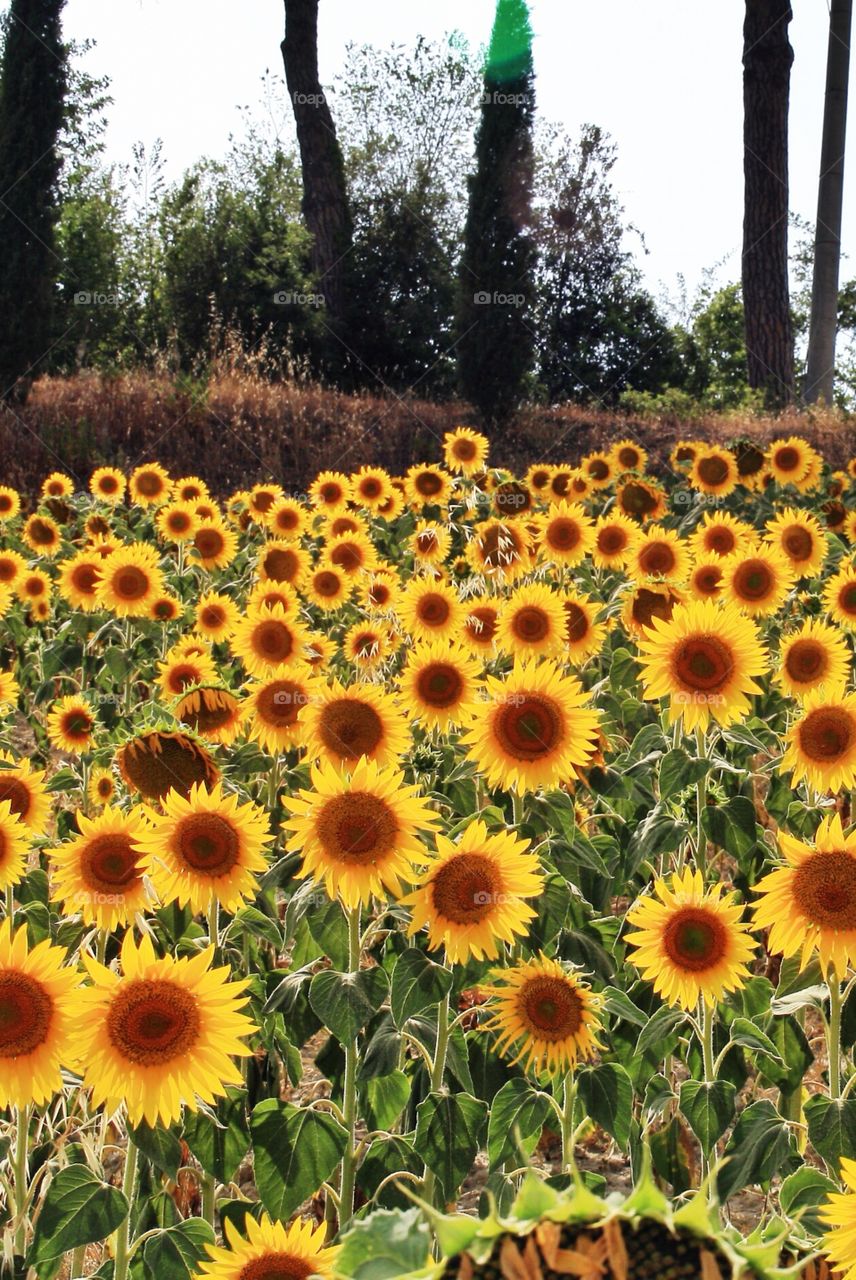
[57,0,853,304]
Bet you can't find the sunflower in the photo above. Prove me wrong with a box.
[30,597,51,623]
[493,479,533,518]
[670,439,700,469]
[581,452,615,489]
[765,506,828,577]
[781,687,856,794]
[460,600,500,654]
[327,512,368,539]
[85,515,113,541]
[16,568,52,605]
[247,583,299,619]
[0,800,29,892]
[628,527,692,584]
[23,513,62,556]
[256,539,310,585]
[361,569,400,614]
[282,756,438,908]
[497,582,568,659]
[535,502,595,568]
[443,427,489,476]
[190,520,237,571]
[615,476,667,523]
[342,620,394,670]
[47,695,96,754]
[149,593,182,623]
[610,439,648,473]
[591,513,639,569]
[0,583,12,619]
[687,510,752,561]
[732,440,767,487]
[411,521,452,568]
[157,650,217,700]
[349,465,393,513]
[525,463,553,496]
[398,640,481,731]
[625,868,755,1009]
[87,766,116,808]
[41,471,74,499]
[482,953,602,1077]
[467,518,532,581]
[242,670,316,754]
[49,805,150,930]
[304,633,336,670]
[0,486,21,520]
[0,670,17,718]
[375,486,406,521]
[265,496,308,539]
[303,679,409,770]
[309,470,351,514]
[462,660,601,794]
[0,549,25,588]
[561,591,607,664]
[636,599,767,731]
[246,483,285,522]
[720,542,795,617]
[687,558,725,602]
[689,445,738,496]
[174,687,244,746]
[0,920,81,1108]
[56,550,103,611]
[0,752,50,831]
[174,475,210,504]
[193,591,239,641]
[78,931,253,1127]
[301,563,351,612]
[156,502,199,543]
[399,577,464,641]
[95,544,164,617]
[400,820,542,963]
[404,463,453,508]
[620,581,679,642]
[766,436,815,489]
[129,462,171,506]
[545,468,574,502]
[776,619,850,700]
[230,604,307,677]
[117,729,219,802]
[195,1213,339,1280]
[90,466,126,504]
[824,563,856,629]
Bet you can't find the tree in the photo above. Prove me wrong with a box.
[0,0,67,401]
[742,0,795,408]
[804,0,852,404]
[281,0,353,361]
[457,0,537,427]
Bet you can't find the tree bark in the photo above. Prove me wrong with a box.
[281,0,353,349]
[742,0,795,408]
[804,0,852,405]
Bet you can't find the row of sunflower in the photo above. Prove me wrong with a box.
[0,429,855,1279]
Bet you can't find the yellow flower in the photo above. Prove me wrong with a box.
[581,451,615,489]
[129,462,172,506]
[687,558,724,601]
[776,619,850,700]
[592,513,639,569]
[175,686,245,746]
[443,427,489,476]
[265,496,308,539]
[156,501,199,543]
[610,439,648,473]
[687,511,752,561]
[242,670,316,754]
[303,679,409,770]
[194,1213,339,1280]
[0,751,50,831]
[766,436,815,489]
[194,591,239,640]
[497,582,569,659]
[411,520,452,568]
[0,548,26,588]
[49,805,150,930]
[303,563,353,611]
[256,539,310,585]
[404,463,453,507]
[309,470,351,514]
[350,465,394,512]
[341,620,395,670]
[765,506,828,577]
[87,766,116,808]
[47,695,96,754]
[57,550,103,611]
[819,1156,856,1279]
[467,518,532,581]
[41,471,74,499]
[0,486,22,520]
[90,466,126,504]
[781,686,856,794]
[720,542,795,617]
[824,562,856,629]
[23,512,62,556]
[482,953,602,1077]
[460,599,500,655]
[628,527,692,584]
[535,502,596,568]
[615,476,667,523]
[561,591,607,664]
[398,640,481,731]
[0,800,30,892]
[116,729,219,802]
[95,544,165,617]
[689,445,738,497]
[0,669,19,709]
[191,520,238,570]
[399,577,464,641]
[230,604,308,677]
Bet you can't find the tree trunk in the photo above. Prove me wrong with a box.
[742,0,795,408]
[281,0,353,351]
[804,0,852,405]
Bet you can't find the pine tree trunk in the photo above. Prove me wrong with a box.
[281,0,353,350]
[742,0,795,408]
[804,0,852,405]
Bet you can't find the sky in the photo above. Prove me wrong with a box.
[57,0,854,306]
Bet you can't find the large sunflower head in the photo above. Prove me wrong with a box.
[349,465,393,514]
[95,544,165,617]
[776,619,850,700]
[194,591,239,640]
[230,604,307,677]
[49,805,150,930]
[78,931,254,1127]
[0,548,26,588]
[636,598,767,731]
[610,439,648,474]
[689,444,738,497]
[615,476,667,523]
[191,520,238,570]
[265,496,309,539]
[0,668,19,710]
[467,518,532,582]
[362,569,400,615]
[41,471,75,499]
[581,451,615,489]
[309,470,352,515]
[303,679,409,770]
[47,694,96,755]
[824,563,856,629]
[411,520,452,568]
[591,512,639,569]
[398,640,481,731]
[482,953,602,1077]
[0,485,22,520]
[781,686,856,795]
[443,426,489,476]
[765,506,828,577]
[766,435,815,489]
[157,649,217,700]
[0,752,50,832]
[721,542,795,617]
[57,550,103,611]
[303,563,353,612]
[90,466,126,505]
[242,669,316,754]
[625,868,755,1009]
[399,577,464,641]
[462,659,601,794]
[174,475,210,504]
[174,686,244,746]
[256,539,310,586]
[195,1213,339,1280]
[404,463,453,508]
[23,512,62,556]
[497,582,569,659]
[400,819,542,963]
[281,756,438,908]
[117,729,219,802]
[156,501,199,543]
[341,619,395,671]
[323,531,377,578]
[687,557,725,601]
[688,510,752,561]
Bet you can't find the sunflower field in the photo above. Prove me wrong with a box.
[1,430,856,1280]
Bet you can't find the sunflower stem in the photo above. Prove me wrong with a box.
[266,753,281,814]
[700,998,715,1083]
[70,1243,87,1277]
[13,1105,29,1256]
[5,882,13,920]
[511,789,524,831]
[695,726,708,875]
[829,969,843,1100]
[560,1071,579,1178]
[422,985,452,1208]
[201,1169,216,1229]
[338,903,361,1231]
[114,1134,138,1280]
[207,895,219,952]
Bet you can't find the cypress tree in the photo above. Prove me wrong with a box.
[0,0,67,402]
[457,0,536,427]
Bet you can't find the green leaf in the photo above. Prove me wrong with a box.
[182,1091,249,1183]
[625,806,687,876]
[601,986,648,1028]
[576,1063,633,1149]
[728,1017,784,1074]
[129,1122,183,1180]
[679,1080,736,1154]
[701,795,757,859]
[229,906,282,949]
[305,897,350,969]
[717,1100,796,1201]
[636,1004,686,1058]
[335,1208,431,1280]
[29,1166,128,1280]
[363,1071,411,1133]
[414,1091,488,1203]
[806,1095,856,1168]
[142,1220,215,1280]
[357,1137,421,1211]
[390,949,453,1029]
[309,968,389,1044]
[779,1166,840,1234]
[487,1079,552,1171]
[659,748,712,800]
[250,1099,348,1219]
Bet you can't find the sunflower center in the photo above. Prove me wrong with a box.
[785,639,826,683]
[638,541,676,576]
[360,477,383,500]
[263,549,298,582]
[774,446,800,472]
[618,446,640,469]
[196,529,225,559]
[238,1253,319,1280]
[316,792,397,863]
[416,663,464,709]
[180,690,238,733]
[120,732,217,801]
[29,519,56,545]
[588,460,609,481]
[479,525,522,570]
[201,605,226,629]
[136,471,162,496]
[318,699,383,760]
[465,607,498,644]
[71,564,99,594]
[107,979,200,1066]
[663,908,726,971]
[369,583,391,608]
[452,438,478,462]
[0,971,52,1057]
[521,976,583,1040]
[415,471,443,497]
[257,680,307,728]
[547,519,580,552]
[839,583,856,616]
[673,635,732,693]
[632,588,677,630]
[564,603,589,643]
[169,512,192,535]
[351,631,380,659]
[80,833,140,893]
[597,526,627,556]
[792,852,856,929]
[495,694,563,761]
[176,813,240,875]
[620,482,658,517]
[782,526,813,561]
[697,456,729,486]
[417,593,451,626]
[798,708,855,762]
[705,527,736,555]
[694,566,722,595]
[168,663,202,694]
[314,571,341,598]
[733,559,773,600]
[416,531,438,554]
[330,543,362,572]
[512,607,550,643]
[252,620,294,663]
[114,567,150,601]
[431,853,500,924]
[0,777,31,821]
[62,711,93,740]
[737,444,765,476]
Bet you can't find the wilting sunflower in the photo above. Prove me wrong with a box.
[135,782,271,915]
[47,695,96,754]
[0,486,21,521]
[117,729,219,801]
[766,435,814,489]
[303,679,409,770]
[460,599,500,654]
[443,426,489,476]
[591,513,639,569]
[482,953,602,1077]
[462,659,601,794]
[95,544,164,617]
[720,542,795,617]
[256,539,310,586]
[230,603,307,677]
[753,813,856,978]
[689,445,738,497]
[56,550,103,612]
[398,640,481,731]
[242,670,316,754]
[342,620,394,670]
[90,466,126,505]
[303,563,353,611]
[0,800,30,892]
[776,619,850,700]
[78,931,254,1126]
[87,766,116,808]
[0,548,26,589]
[282,756,438,908]
[781,686,856,794]
[23,512,62,556]
[0,752,50,832]
[615,476,667,523]
[129,462,171,506]
[41,471,74,499]
[175,686,244,746]
[687,510,752,561]
[156,501,199,543]
[195,1213,339,1280]
[399,577,464,641]
[561,591,606,664]
[535,501,595,568]
[401,820,542,963]
[404,463,454,507]
[193,591,239,640]
[765,506,828,578]
[497,582,568,659]
[580,451,615,489]
[636,599,767,731]
[824,562,856,629]
[628,526,692,584]
[467,518,532,581]
[687,558,724,601]
[49,805,150,930]
[0,920,81,1108]
[625,868,755,1009]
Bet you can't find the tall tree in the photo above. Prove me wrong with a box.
[457,0,537,427]
[0,0,67,402]
[804,0,852,404]
[281,0,353,361]
[742,0,795,408]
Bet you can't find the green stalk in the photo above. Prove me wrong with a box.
[13,1105,29,1256]
[113,1135,139,1280]
[560,1071,579,1177]
[700,998,715,1083]
[5,882,13,920]
[422,986,452,1207]
[70,1244,87,1277]
[695,725,707,874]
[829,968,843,1100]
[511,789,524,830]
[201,1170,216,1228]
[338,904,361,1230]
[207,895,219,951]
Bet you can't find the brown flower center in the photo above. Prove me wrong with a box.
[673,635,733,693]
[452,437,478,462]
[620,482,658,517]
[697,455,729,486]
[782,526,813,562]
[617,446,641,469]
[316,792,397,863]
[798,708,855,763]
[414,471,443,497]
[238,1254,319,1280]
[318,699,384,760]
[732,559,774,601]
[176,812,240,876]
[511,606,551,644]
[792,852,856,929]
[107,979,200,1066]
[521,976,583,1040]
[71,563,99,595]
[785,639,827,684]
[80,833,140,894]
[597,526,627,556]
[495,694,563,761]
[135,470,163,497]
[251,620,294,664]
[0,777,31,822]
[774,446,800,473]
[417,593,451,627]
[663,907,726,972]
[0,971,53,1057]
[631,587,678,631]
[29,518,56,545]
[263,548,299,582]
[840,583,856,616]
[114,567,150,601]
[547,518,581,552]
[119,732,218,801]
[416,662,464,709]
[314,570,342,599]
[564,603,589,644]
[62,710,93,741]
[638,541,676,576]
[705,527,736,556]
[431,853,499,924]
[478,524,523,571]
[588,459,609,481]
[693,565,722,596]
[257,680,308,728]
[465,607,498,645]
